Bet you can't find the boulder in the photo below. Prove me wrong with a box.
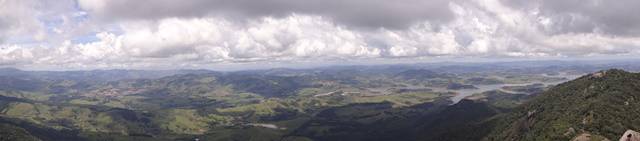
[620,130,640,141]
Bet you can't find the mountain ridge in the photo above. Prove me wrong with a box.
[486,69,640,141]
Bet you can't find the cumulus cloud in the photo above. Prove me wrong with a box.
[0,0,46,42]
[503,0,640,36]
[0,0,87,44]
[1,15,384,69]
[119,16,381,60]
[1,0,640,70]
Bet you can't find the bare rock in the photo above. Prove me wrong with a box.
[620,130,640,141]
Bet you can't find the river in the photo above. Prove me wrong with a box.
[448,73,583,103]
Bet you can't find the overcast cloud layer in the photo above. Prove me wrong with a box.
[1,0,640,70]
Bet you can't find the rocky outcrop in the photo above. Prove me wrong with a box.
[620,130,640,141]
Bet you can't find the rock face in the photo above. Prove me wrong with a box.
[620,130,640,141]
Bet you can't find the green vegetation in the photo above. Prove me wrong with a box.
[0,123,41,141]
[487,69,640,141]
[348,92,441,106]
[3,65,632,141]
[159,109,209,134]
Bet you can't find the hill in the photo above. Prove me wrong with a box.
[2,66,639,140]
[487,69,640,141]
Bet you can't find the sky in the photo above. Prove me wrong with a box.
[0,0,639,70]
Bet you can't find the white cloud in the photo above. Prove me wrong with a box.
[117,15,381,61]
[1,15,383,69]
[1,0,640,70]
[0,0,46,43]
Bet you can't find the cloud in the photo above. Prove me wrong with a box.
[2,0,640,70]
[502,0,640,36]
[1,15,384,69]
[77,0,454,29]
[0,0,45,42]
[119,15,381,60]
[0,0,84,44]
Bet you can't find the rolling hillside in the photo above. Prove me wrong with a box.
[487,69,640,141]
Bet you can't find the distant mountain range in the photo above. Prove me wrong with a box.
[0,68,214,82]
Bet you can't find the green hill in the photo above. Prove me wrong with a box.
[487,69,640,141]
[0,122,41,141]
[2,67,640,140]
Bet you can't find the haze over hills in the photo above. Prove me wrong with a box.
[0,61,639,140]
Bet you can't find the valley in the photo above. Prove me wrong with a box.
[3,0,640,140]
[0,61,639,141]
